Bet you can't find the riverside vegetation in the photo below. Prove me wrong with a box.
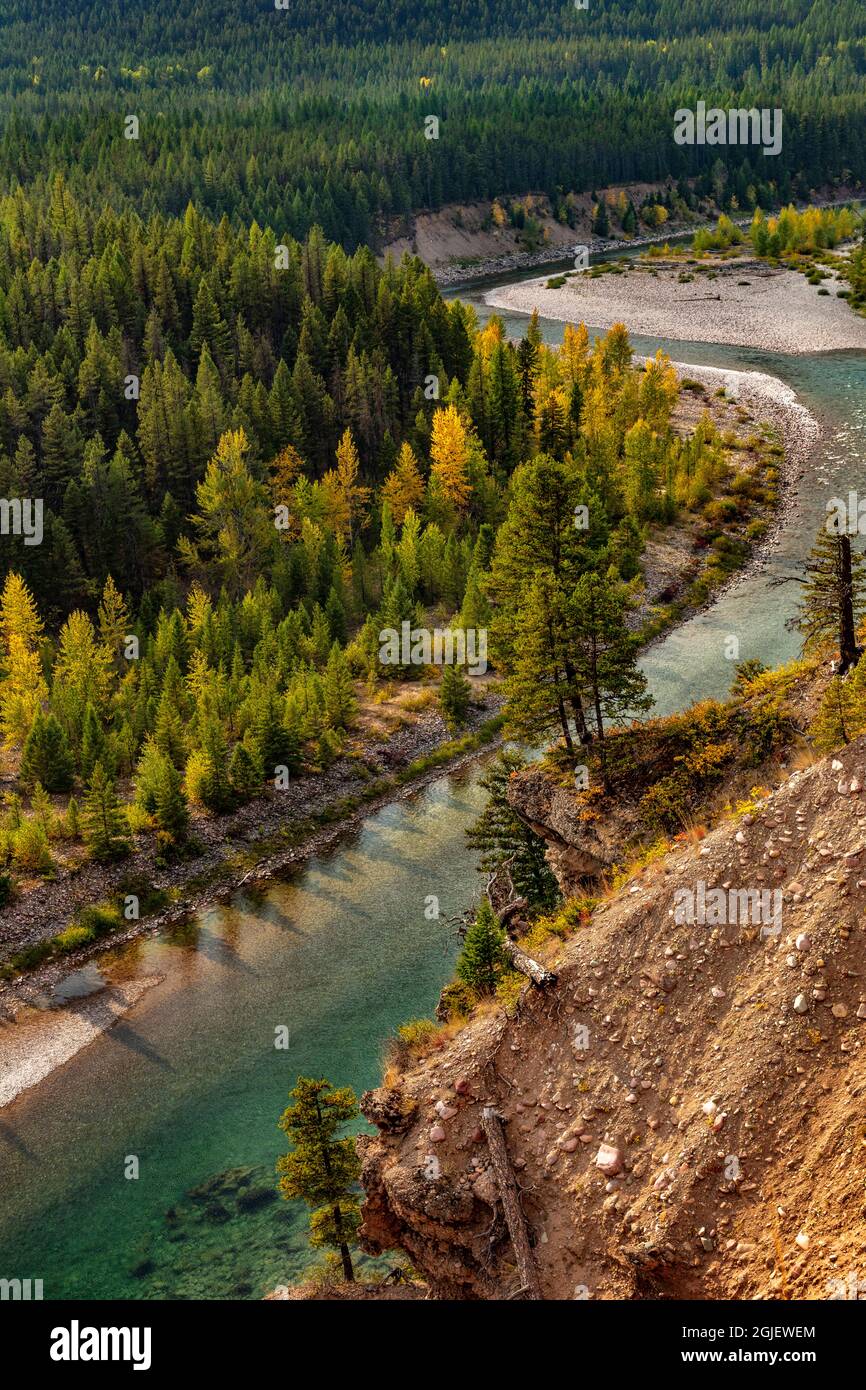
[296,517,866,1292]
[0,191,782,974]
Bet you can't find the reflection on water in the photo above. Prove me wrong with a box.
[2,279,866,1298]
[0,766,488,1299]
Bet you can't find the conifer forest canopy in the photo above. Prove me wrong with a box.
[0,0,865,247]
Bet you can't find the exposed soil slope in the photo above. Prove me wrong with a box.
[359,739,866,1300]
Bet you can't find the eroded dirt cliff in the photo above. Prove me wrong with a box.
[359,738,866,1299]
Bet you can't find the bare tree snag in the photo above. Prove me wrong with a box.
[503,938,558,988]
[481,1106,542,1300]
[498,897,528,933]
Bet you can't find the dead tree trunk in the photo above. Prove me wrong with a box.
[503,938,558,988]
[481,1106,542,1300]
[498,897,528,932]
[837,534,861,675]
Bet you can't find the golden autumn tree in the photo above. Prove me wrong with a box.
[381,442,425,525]
[322,428,370,545]
[429,403,472,515]
[269,443,307,540]
[559,322,590,389]
[97,574,130,668]
[271,443,305,503]
[0,573,47,748]
[638,351,679,432]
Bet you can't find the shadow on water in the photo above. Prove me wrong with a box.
[2,267,866,1298]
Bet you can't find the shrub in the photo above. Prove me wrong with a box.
[386,1016,442,1070]
[76,904,123,937]
[741,696,797,765]
[52,924,96,952]
[12,818,53,872]
[638,771,692,831]
[437,979,476,1020]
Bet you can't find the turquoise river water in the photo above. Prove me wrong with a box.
[2,261,866,1298]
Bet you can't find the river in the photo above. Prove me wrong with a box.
[2,265,866,1300]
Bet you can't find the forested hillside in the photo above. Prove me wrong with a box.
[0,1,865,247]
[0,169,762,918]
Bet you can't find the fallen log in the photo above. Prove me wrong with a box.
[503,938,558,989]
[481,1106,542,1300]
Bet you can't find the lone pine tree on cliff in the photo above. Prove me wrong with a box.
[277,1077,361,1283]
[466,749,558,910]
[795,526,866,675]
[456,897,508,996]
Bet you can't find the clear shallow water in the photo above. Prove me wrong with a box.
[0,770,488,1299]
[2,270,866,1299]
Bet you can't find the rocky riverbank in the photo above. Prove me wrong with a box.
[0,690,504,1012]
[485,255,866,353]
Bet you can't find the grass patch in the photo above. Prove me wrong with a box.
[0,879,170,979]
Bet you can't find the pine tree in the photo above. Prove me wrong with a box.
[592,197,610,236]
[503,570,577,755]
[19,710,75,792]
[276,1078,362,1283]
[439,662,472,728]
[795,528,866,674]
[488,455,604,752]
[228,742,260,800]
[198,716,235,813]
[65,796,81,839]
[83,761,130,861]
[456,898,509,996]
[80,703,107,781]
[459,562,491,630]
[153,756,190,842]
[251,687,302,776]
[322,643,357,729]
[375,575,420,680]
[466,750,558,909]
[569,570,654,786]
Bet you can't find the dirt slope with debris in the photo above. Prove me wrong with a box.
[359,740,866,1299]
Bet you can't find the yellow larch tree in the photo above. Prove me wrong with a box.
[381,442,425,525]
[323,428,370,545]
[0,573,48,748]
[429,403,472,514]
[560,322,590,389]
